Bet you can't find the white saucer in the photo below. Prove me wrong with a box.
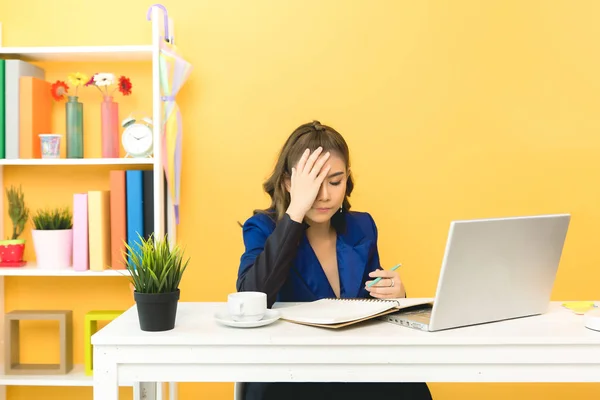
[214,309,281,328]
[584,308,600,332]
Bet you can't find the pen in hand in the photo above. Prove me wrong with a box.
[366,264,402,287]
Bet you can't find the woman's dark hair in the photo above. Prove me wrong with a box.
[256,120,354,225]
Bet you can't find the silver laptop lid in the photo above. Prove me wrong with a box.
[428,213,570,331]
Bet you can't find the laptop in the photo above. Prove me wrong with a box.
[382,213,571,332]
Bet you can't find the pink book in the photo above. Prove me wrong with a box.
[73,193,89,271]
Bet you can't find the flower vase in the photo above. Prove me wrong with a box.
[101,96,119,158]
[66,96,83,158]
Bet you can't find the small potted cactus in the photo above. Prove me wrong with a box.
[0,186,29,267]
[0,185,30,267]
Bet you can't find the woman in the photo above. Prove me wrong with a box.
[237,120,432,400]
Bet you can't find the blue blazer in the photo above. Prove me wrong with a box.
[237,210,382,303]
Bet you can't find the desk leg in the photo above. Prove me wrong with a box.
[92,358,118,400]
[169,382,178,400]
[135,382,157,400]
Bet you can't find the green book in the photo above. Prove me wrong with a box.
[0,59,5,159]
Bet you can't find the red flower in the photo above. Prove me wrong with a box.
[84,73,97,86]
[50,80,69,101]
[118,76,132,96]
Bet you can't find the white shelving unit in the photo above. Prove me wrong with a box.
[0,263,129,277]
[0,158,154,166]
[0,6,178,400]
[0,45,153,62]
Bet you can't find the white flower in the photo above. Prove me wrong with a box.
[93,73,115,87]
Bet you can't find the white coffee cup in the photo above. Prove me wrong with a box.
[227,292,267,322]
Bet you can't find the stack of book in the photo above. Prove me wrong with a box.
[72,169,156,271]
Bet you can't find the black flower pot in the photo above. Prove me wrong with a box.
[134,289,180,331]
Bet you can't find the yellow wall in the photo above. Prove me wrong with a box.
[2,0,600,399]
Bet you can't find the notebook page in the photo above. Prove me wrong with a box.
[279,298,399,325]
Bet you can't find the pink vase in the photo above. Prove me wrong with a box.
[101,96,119,158]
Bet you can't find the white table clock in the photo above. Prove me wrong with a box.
[121,114,154,158]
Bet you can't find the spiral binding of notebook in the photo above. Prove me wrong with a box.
[321,297,402,306]
[323,297,393,302]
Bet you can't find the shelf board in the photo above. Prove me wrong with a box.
[0,364,133,386]
[0,158,154,166]
[0,45,153,62]
[0,263,130,277]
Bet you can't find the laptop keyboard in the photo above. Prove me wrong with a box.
[383,305,433,329]
[403,308,432,317]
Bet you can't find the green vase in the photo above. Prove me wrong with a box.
[66,96,83,158]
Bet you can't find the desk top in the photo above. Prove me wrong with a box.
[91,300,600,346]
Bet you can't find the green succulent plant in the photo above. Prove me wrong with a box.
[124,233,189,294]
[31,207,73,230]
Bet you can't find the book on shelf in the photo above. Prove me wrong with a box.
[88,190,111,271]
[72,193,89,271]
[0,59,4,158]
[19,76,52,159]
[3,60,45,160]
[126,170,144,261]
[109,171,127,270]
[142,170,154,239]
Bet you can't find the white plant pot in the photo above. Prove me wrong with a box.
[32,229,73,269]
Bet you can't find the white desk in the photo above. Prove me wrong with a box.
[91,301,600,400]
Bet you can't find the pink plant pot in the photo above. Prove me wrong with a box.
[32,229,73,269]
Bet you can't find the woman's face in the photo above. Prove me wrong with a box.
[303,152,348,225]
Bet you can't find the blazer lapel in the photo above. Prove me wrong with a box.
[292,216,374,299]
[337,235,373,298]
[293,235,336,299]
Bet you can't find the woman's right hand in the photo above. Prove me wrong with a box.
[286,147,331,223]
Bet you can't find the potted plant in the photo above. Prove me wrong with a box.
[0,185,30,267]
[31,207,73,269]
[124,233,189,332]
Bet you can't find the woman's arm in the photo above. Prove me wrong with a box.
[362,212,407,299]
[237,213,307,307]
[238,147,331,306]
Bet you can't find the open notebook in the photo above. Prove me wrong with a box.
[278,298,433,329]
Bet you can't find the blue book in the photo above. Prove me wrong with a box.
[126,170,144,263]
[142,170,154,240]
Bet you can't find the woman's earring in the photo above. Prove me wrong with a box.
[339,206,343,213]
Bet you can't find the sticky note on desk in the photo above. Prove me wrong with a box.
[562,302,596,314]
